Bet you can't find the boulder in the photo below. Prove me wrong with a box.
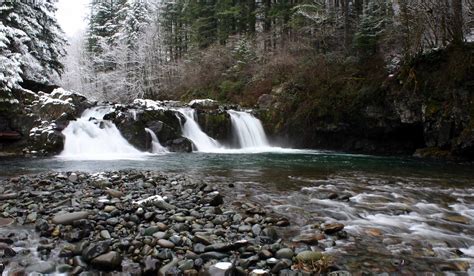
[189,99,219,110]
[166,137,193,153]
[82,241,111,261]
[91,251,122,270]
[196,110,232,142]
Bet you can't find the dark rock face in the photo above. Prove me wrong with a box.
[107,107,184,152]
[0,88,94,156]
[196,110,232,142]
[258,46,474,160]
[108,102,233,152]
[166,138,193,153]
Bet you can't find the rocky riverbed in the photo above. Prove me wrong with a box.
[0,170,348,275]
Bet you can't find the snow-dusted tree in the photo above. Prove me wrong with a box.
[0,0,66,92]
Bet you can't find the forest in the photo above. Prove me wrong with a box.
[62,0,474,102]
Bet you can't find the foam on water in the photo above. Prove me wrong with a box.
[59,107,148,160]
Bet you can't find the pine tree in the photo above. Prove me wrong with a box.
[0,0,66,91]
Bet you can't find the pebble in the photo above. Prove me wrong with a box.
[322,223,344,234]
[52,211,89,225]
[100,230,111,239]
[275,248,294,259]
[157,239,175,248]
[0,171,332,275]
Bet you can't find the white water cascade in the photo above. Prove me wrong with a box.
[228,110,270,148]
[145,128,168,153]
[59,107,146,160]
[177,108,223,152]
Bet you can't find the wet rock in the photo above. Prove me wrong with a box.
[52,211,89,225]
[144,226,161,236]
[57,264,73,273]
[100,230,111,239]
[123,262,142,275]
[443,215,470,225]
[292,234,322,245]
[275,248,294,260]
[322,223,344,234]
[200,251,228,261]
[0,243,16,257]
[157,239,175,249]
[295,251,323,263]
[252,224,262,236]
[178,259,194,271]
[0,218,14,226]
[144,256,160,275]
[105,189,124,198]
[271,259,292,273]
[166,137,193,153]
[82,241,110,261]
[238,225,252,233]
[158,257,179,276]
[25,261,55,274]
[68,173,78,182]
[91,251,122,270]
[0,193,17,200]
[200,192,224,206]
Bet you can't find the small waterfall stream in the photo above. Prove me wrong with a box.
[177,108,223,152]
[228,110,270,148]
[60,107,145,160]
[145,128,168,153]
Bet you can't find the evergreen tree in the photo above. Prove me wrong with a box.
[0,0,66,91]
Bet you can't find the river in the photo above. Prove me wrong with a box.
[1,151,473,273]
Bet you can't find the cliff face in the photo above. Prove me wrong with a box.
[258,44,474,160]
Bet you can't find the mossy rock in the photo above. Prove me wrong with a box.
[295,251,323,263]
[197,110,232,142]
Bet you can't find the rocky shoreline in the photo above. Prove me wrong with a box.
[0,170,347,275]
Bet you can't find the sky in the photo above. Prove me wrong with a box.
[56,0,90,37]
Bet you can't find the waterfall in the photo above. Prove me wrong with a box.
[228,110,270,148]
[145,128,168,153]
[59,107,145,160]
[177,108,222,152]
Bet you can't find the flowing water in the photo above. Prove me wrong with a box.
[2,106,474,273]
[144,128,168,153]
[228,110,269,148]
[1,153,473,273]
[177,108,223,152]
[59,107,145,160]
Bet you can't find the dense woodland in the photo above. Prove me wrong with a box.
[0,0,472,104]
[56,0,473,104]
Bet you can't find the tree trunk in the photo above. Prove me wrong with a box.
[452,0,464,44]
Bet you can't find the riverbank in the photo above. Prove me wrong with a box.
[0,170,345,275]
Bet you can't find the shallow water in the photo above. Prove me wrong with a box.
[0,151,473,273]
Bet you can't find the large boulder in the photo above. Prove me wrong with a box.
[28,122,65,155]
[196,110,232,142]
[165,137,193,153]
[106,107,183,152]
[189,99,219,110]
